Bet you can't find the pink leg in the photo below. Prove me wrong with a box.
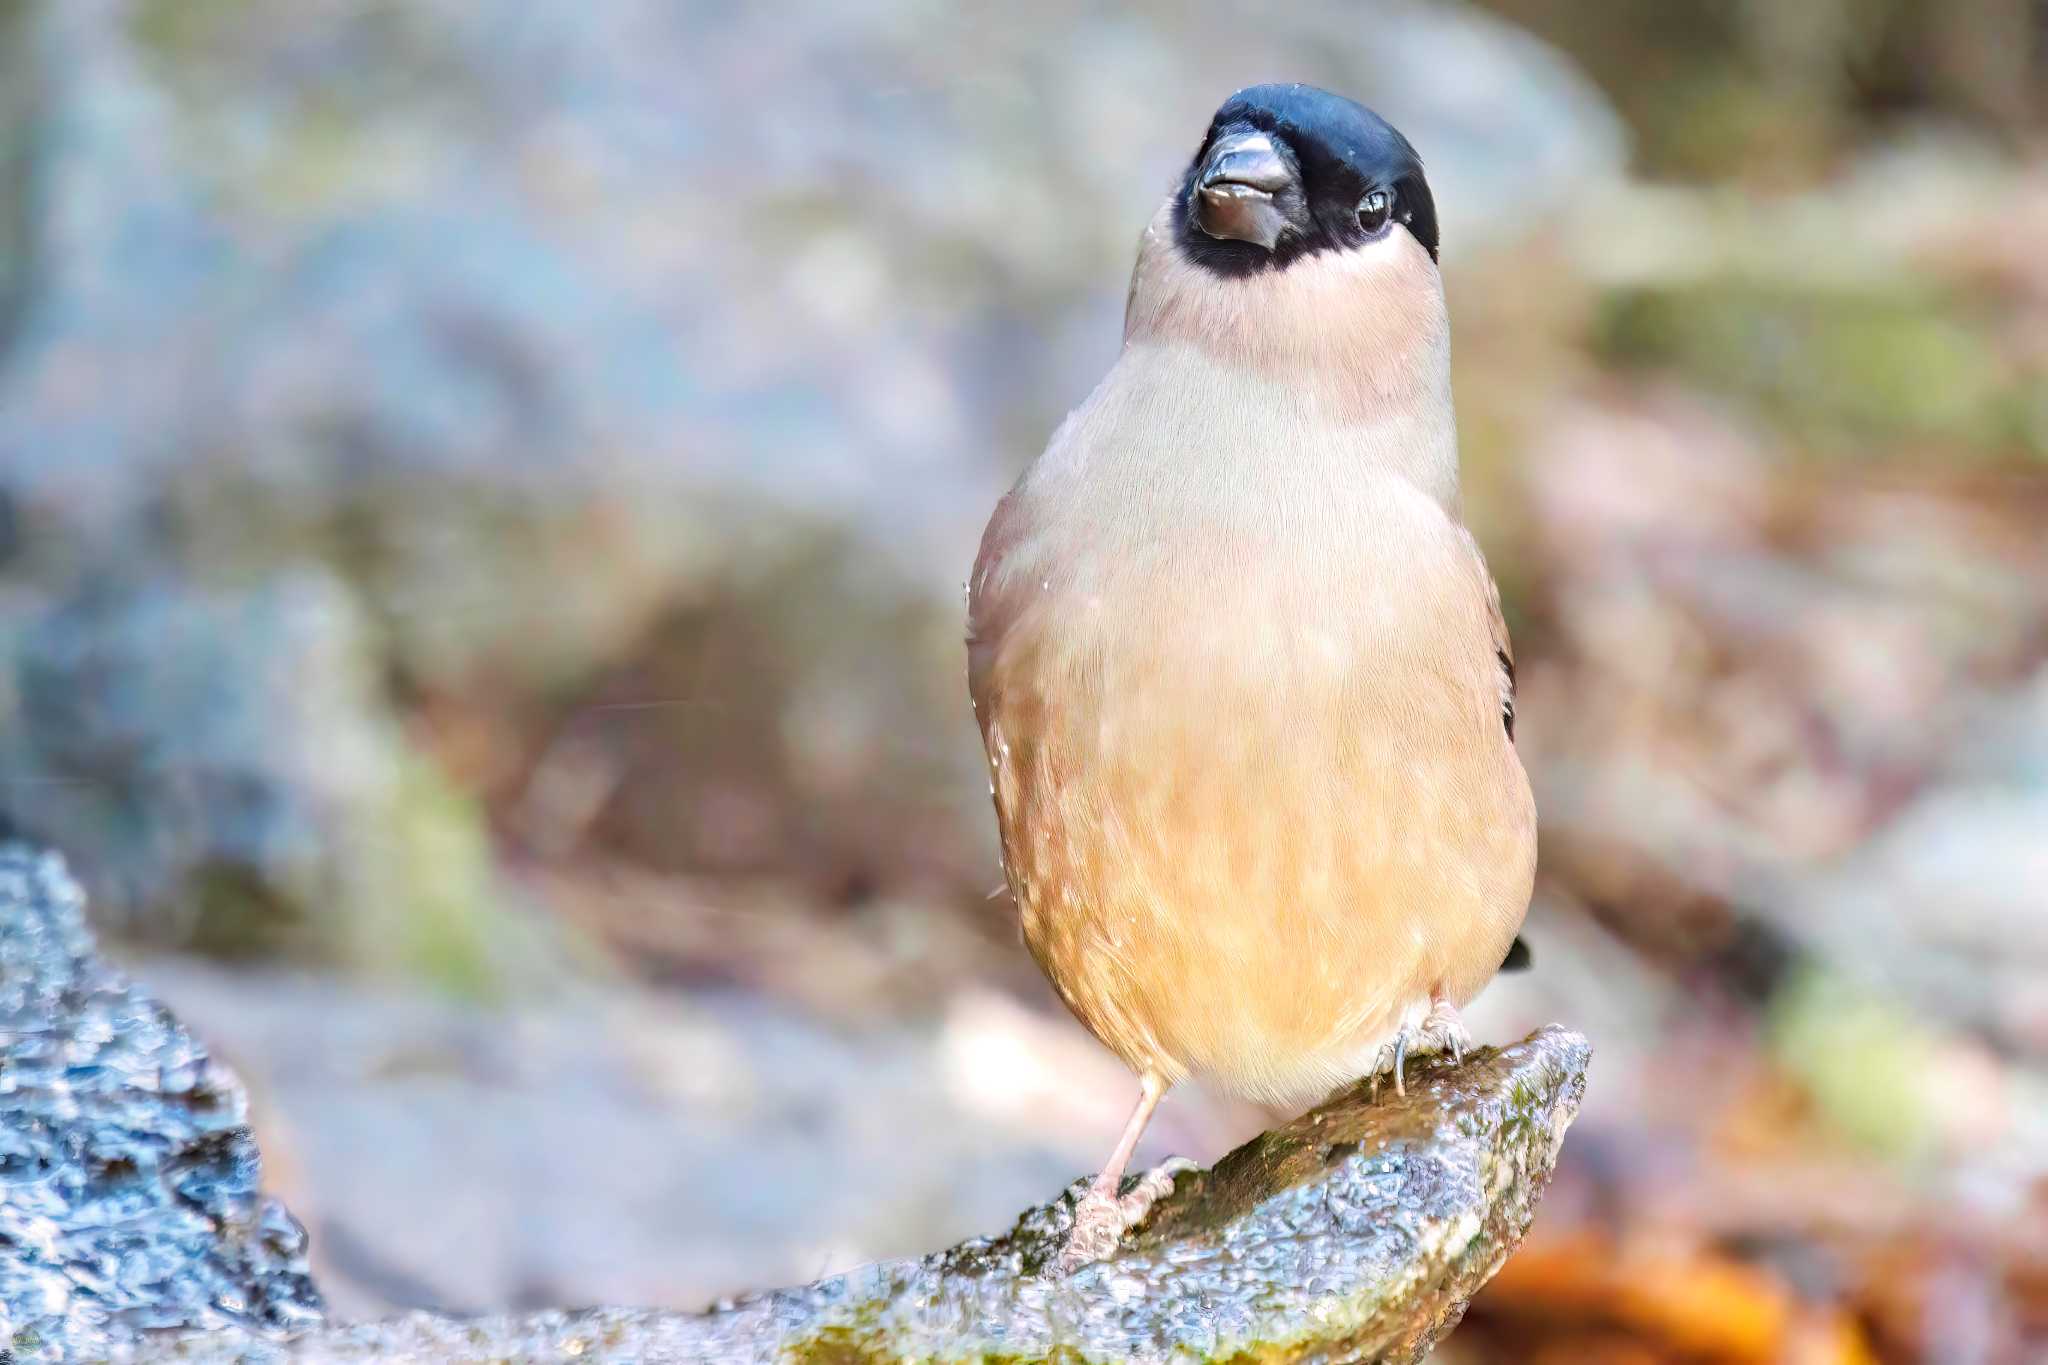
[1086,1073,1166,1203]
[1058,1072,1190,1273]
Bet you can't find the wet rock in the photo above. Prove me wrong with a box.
[0,846,324,1359]
[0,846,1589,1362]
[146,1030,1587,1364]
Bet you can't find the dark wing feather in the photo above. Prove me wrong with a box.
[1454,524,1516,742]
[1463,527,1526,973]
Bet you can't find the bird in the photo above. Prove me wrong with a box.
[965,83,1536,1272]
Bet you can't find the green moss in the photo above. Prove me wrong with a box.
[179,859,304,960]
[783,1329,1108,1365]
[1641,75,1842,186]
[380,747,497,997]
[1597,281,2039,462]
[1768,965,1939,1162]
[130,0,253,61]
[784,1326,888,1365]
[0,0,38,334]
[130,0,478,216]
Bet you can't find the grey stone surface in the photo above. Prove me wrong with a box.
[0,846,324,1360]
[130,1029,1587,1364]
[0,844,1588,1363]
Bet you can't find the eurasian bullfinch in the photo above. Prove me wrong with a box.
[967,84,1535,1271]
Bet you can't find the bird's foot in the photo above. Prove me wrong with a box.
[1057,1156,1197,1275]
[1368,999,1474,1100]
[1117,1154,1197,1224]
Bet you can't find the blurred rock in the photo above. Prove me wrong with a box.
[0,568,501,975]
[521,531,996,901]
[0,845,323,1359]
[2,0,1622,548]
[1789,662,2048,1059]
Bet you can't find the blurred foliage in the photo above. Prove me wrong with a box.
[0,0,35,349]
[1598,282,2044,461]
[1478,0,2044,180]
[1769,966,1941,1163]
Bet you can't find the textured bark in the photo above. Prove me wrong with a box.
[0,846,1589,1364]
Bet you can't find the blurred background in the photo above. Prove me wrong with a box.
[2,0,2045,1359]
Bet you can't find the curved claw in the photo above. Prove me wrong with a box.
[1369,1025,1416,1101]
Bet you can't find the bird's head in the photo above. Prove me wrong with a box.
[1123,85,1449,416]
[1176,83,1438,274]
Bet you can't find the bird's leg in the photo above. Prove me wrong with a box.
[1417,995,1473,1064]
[1058,1072,1189,1275]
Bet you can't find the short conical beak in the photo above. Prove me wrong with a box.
[1192,130,1294,250]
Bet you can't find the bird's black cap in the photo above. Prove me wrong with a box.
[1175,83,1438,277]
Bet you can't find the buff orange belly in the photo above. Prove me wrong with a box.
[983,608,1534,1107]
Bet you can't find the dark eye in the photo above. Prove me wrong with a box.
[1357,189,1392,233]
